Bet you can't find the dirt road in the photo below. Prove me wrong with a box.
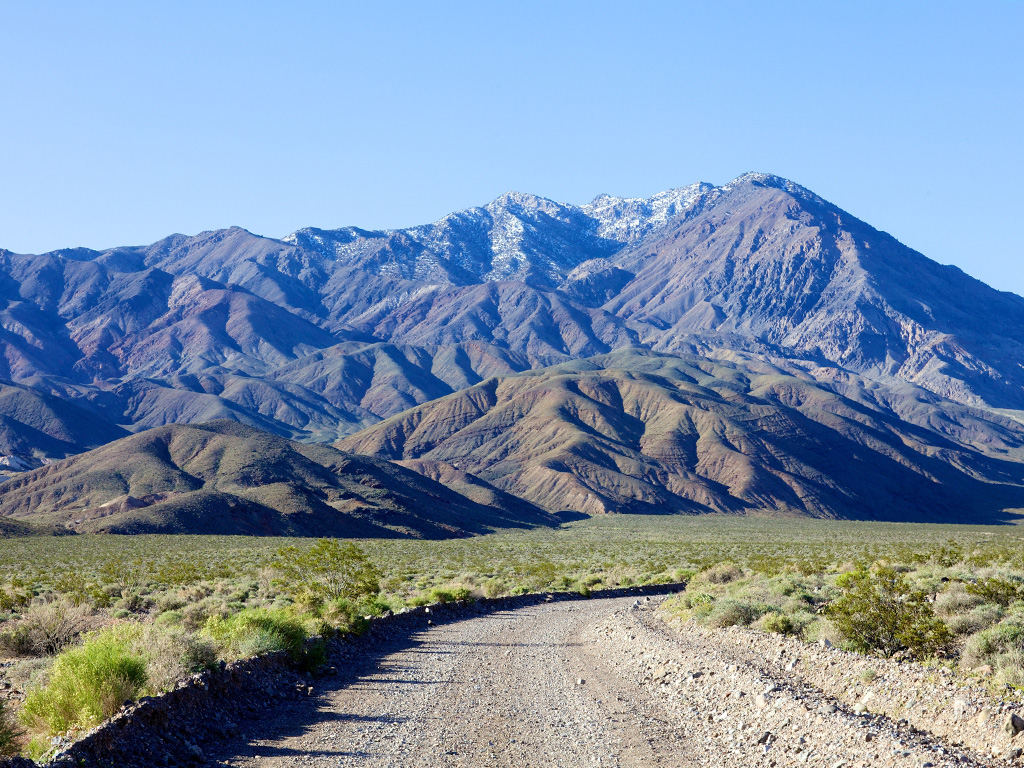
[207,596,1002,768]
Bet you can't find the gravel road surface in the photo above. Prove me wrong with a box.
[206,596,1007,768]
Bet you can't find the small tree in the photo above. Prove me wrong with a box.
[825,563,951,659]
[273,540,381,605]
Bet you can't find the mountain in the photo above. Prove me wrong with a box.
[0,421,558,537]
[2,172,1024,529]
[338,350,1024,523]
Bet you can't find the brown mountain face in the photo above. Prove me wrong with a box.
[0,421,559,537]
[338,350,1024,523]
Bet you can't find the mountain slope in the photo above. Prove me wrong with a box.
[0,421,558,537]
[0,380,128,456]
[338,350,1024,522]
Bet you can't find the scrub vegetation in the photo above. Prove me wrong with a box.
[2,515,1024,757]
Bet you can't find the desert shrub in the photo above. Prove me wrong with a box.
[757,611,797,635]
[0,598,96,657]
[297,638,328,675]
[114,592,149,614]
[426,585,471,604]
[681,591,714,609]
[697,562,743,585]
[321,599,370,635]
[21,598,96,656]
[321,598,356,629]
[825,564,951,658]
[962,620,1024,685]
[184,584,214,602]
[155,594,186,613]
[202,608,306,661]
[707,600,763,628]
[0,700,21,756]
[931,541,964,568]
[20,627,147,734]
[0,624,34,656]
[6,658,51,695]
[933,582,984,618]
[481,578,507,598]
[99,559,148,594]
[965,577,1024,607]
[763,574,805,598]
[780,594,814,614]
[154,610,184,626]
[140,626,217,693]
[180,597,230,631]
[802,617,843,646]
[362,595,395,616]
[273,540,380,604]
[947,603,1003,636]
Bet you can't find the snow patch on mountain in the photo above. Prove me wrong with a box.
[582,183,711,243]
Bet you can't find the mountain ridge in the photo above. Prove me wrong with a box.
[337,349,1024,523]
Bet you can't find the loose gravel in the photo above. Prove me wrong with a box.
[204,595,1024,767]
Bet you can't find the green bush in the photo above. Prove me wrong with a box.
[20,627,148,733]
[427,585,471,604]
[202,608,307,661]
[965,577,1024,607]
[825,564,951,658]
[758,611,797,635]
[154,610,184,626]
[273,539,381,604]
[707,600,763,628]
[140,625,217,693]
[962,619,1024,685]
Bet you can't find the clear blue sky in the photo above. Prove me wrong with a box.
[1,1,1021,294]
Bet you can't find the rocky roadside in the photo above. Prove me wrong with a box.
[589,598,1024,767]
[687,622,1024,760]
[8,651,316,768]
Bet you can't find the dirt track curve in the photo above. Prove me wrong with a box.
[204,595,1002,768]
